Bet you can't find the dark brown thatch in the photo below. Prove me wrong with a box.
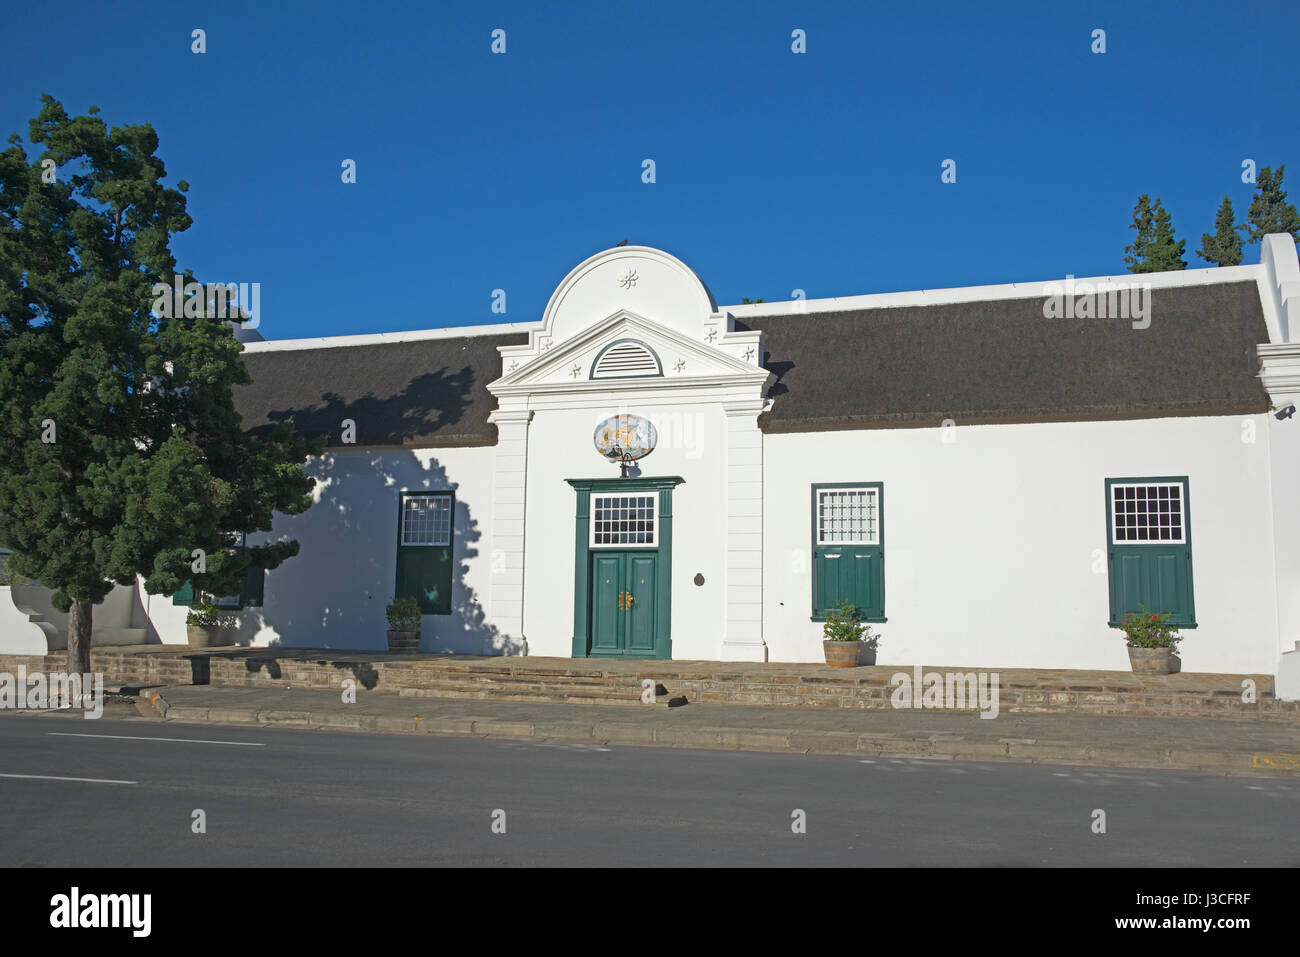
[738,280,1269,432]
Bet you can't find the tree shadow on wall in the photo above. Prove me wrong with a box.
[224,445,500,657]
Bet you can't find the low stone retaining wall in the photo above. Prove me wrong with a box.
[3,647,1295,721]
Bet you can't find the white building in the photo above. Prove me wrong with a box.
[5,239,1300,694]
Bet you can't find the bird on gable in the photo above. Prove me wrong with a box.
[615,239,628,246]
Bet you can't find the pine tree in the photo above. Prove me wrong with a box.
[1246,165,1300,244]
[0,96,322,676]
[1124,195,1186,273]
[1196,196,1243,266]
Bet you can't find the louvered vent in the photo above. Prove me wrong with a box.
[590,340,662,379]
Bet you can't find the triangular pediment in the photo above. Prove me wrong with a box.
[488,310,769,396]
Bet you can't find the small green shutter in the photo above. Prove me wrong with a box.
[1106,478,1195,626]
[396,492,453,616]
[239,565,265,608]
[812,483,885,620]
[172,581,195,606]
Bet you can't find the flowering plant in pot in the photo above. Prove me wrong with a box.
[185,599,235,648]
[1113,606,1181,674]
[822,599,877,668]
[386,596,422,653]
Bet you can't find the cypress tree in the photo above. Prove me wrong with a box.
[1124,195,1186,273]
[1196,196,1244,266]
[1246,165,1300,244]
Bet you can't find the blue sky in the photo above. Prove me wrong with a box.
[3,0,1297,340]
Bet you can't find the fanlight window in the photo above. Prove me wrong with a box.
[590,339,663,379]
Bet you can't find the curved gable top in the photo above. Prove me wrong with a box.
[540,245,721,348]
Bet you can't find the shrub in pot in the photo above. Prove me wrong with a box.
[1114,606,1181,674]
[185,600,233,648]
[822,599,877,668]
[386,596,422,653]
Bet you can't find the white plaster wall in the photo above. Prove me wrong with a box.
[521,401,729,660]
[139,446,498,652]
[763,414,1279,674]
[1267,414,1300,657]
[0,581,144,654]
[0,586,53,654]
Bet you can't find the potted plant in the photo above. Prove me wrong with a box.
[185,598,233,648]
[1114,605,1182,674]
[386,596,422,653]
[822,599,876,667]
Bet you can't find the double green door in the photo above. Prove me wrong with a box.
[590,550,659,657]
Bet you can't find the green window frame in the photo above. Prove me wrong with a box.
[1104,476,1196,628]
[811,481,886,622]
[395,490,454,616]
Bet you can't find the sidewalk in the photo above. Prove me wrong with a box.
[96,683,1300,777]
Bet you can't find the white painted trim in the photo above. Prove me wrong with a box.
[1258,341,1300,408]
[236,251,1277,352]
[241,320,541,353]
[722,264,1264,319]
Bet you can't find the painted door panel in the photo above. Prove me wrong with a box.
[590,554,624,655]
[625,554,657,655]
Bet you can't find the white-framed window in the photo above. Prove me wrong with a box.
[1110,482,1185,544]
[591,493,657,547]
[401,493,453,546]
[816,487,880,545]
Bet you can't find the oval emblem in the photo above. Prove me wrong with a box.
[593,414,657,461]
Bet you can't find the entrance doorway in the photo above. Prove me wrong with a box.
[566,476,683,659]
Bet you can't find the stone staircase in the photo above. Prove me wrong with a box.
[4,647,1297,720]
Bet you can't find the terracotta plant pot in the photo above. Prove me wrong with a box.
[387,629,420,653]
[1127,646,1174,675]
[823,639,861,668]
[186,624,215,649]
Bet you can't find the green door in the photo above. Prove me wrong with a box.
[589,550,659,657]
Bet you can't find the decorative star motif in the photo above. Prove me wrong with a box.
[674,359,686,373]
[540,337,552,352]
[705,329,718,343]
[618,268,639,290]
[570,363,581,378]
[743,346,755,361]
[507,360,518,373]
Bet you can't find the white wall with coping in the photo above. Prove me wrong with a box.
[762,413,1280,674]
[139,446,498,652]
[0,586,53,654]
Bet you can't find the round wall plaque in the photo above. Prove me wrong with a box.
[593,414,657,461]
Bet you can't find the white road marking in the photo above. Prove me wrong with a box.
[48,732,265,747]
[0,773,136,785]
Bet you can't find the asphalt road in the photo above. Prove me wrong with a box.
[2,713,1298,866]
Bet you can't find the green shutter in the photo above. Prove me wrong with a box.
[814,547,884,619]
[239,565,265,608]
[172,581,194,606]
[395,546,451,615]
[1106,478,1195,627]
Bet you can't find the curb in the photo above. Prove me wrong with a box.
[143,691,1300,777]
